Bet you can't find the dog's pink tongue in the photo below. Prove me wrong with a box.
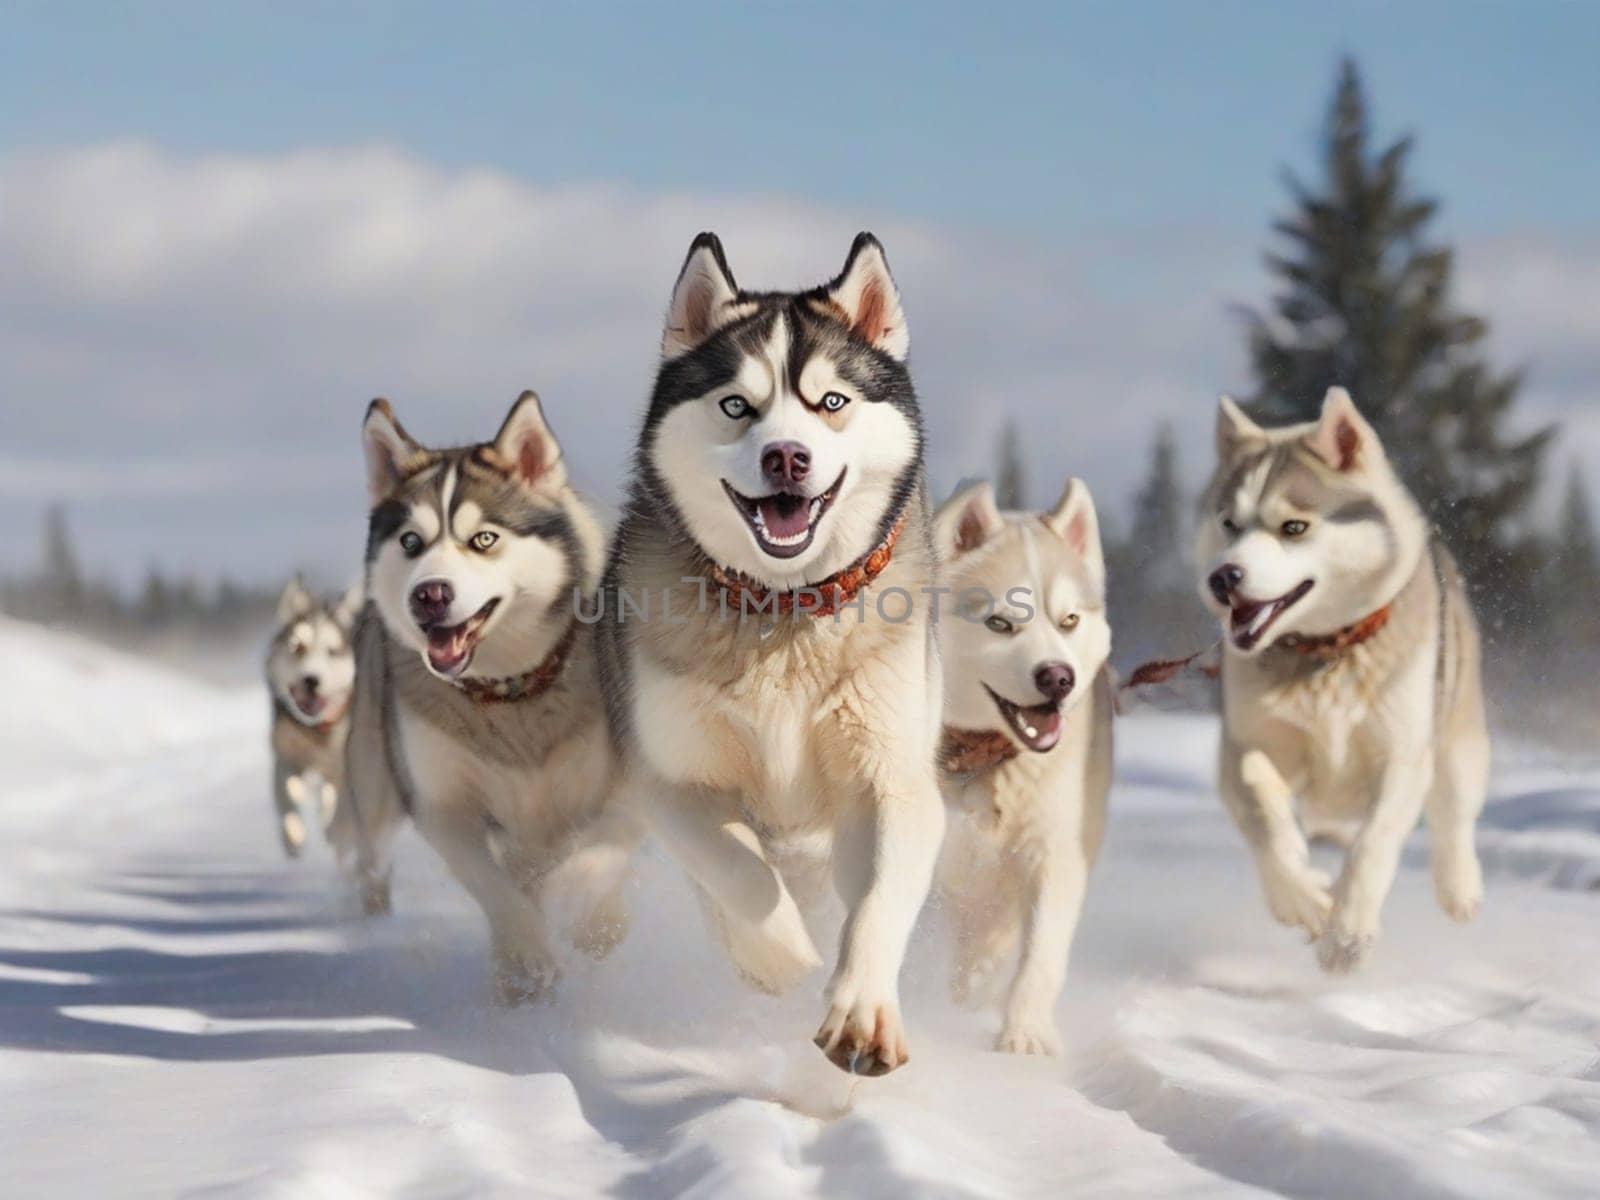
[1031,707,1063,749]
[427,627,471,675]
[758,495,810,539]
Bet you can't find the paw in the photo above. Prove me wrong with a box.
[360,874,392,917]
[996,1019,1062,1057]
[815,980,908,1076]
[570,893,630,960]
[1262,864,1333,938]
[949,956,1002,1009]
[1434,857,1483,923]
[492,959,559,1007]
[734,945,819,996]
[280,810,307,857]
[319,782,339,827]
[1316,914,1376,974]
[706,897,821,995]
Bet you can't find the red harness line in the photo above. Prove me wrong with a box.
[1115,604,1393,715]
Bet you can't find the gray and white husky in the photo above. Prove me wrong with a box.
[599,233,945,1075]
[341,391,637,994]
[1196,387,1489,972]
[932,478,1113,1055]
[265,576,360,858]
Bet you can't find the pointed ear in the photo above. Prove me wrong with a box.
[662,232,741,358]
[1305,386,1380,473]
[333,582,364,630]
[490,389,568,493]
[1042,478,1104,577]
[935,481,1005,559]
[276,574,314,624]
[1216,394,1265,460]
[823,233,909,360]
[362,399,427,506]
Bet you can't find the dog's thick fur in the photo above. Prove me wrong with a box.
[340,391,636,992]
[933,478,1113,1055]
[265,576,360,858]
[1195,387,1489,972]
[599,233,944,1075]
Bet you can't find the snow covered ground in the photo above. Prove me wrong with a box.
[3,615,1599,1198]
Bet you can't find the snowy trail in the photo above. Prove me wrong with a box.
[3,620,1599,1198]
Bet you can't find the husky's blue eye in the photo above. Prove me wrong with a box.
[399,531,424,557]
[984,614,1015,635]
[1281,519,1309,538]
[821,391,850,413]
[719,395,751,419]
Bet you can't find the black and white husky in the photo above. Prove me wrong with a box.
[600,233,945,1075]
[1196,387,1489,972]
[265,576,360,858]
[340,391,637,995]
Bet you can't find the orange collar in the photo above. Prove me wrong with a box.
[709,516,905,619]
[1277,605,1393,661]
[938,725,1018,776]
[452,620,578,704]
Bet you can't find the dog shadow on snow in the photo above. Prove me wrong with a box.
[0,845,971,1197]
[0,855,556,1074]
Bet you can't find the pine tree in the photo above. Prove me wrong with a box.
[1554,465,1600,587]
[139,567,173,628]
[1108,422,1212,665]
[995,421,1027,511]
[1526,464,1600,736]
[1549,465,1600,647]
[1125,423,1185,585]
[39,505,85,617]
[1243,57,1551,612]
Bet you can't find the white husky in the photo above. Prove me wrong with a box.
[932,478,1112,1054]
[1195,387,1489,972]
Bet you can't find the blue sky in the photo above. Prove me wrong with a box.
[1,2,1597,585]
[7,1,1597,236]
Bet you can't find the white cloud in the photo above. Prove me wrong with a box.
[0,142,1593,583]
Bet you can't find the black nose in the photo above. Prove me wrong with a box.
[409,579,453,626]
[760,440,811,488]
[1034,661,1075,702]
[1208,564,1244,605]
[300,675,320,695]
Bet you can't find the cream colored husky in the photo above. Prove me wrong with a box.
[265,576,360,858]
[1195,387,1489,972]
[932,478,1113,1054]
[341,391,637,995]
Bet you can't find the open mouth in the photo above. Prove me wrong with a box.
[421,598,500,677]
[721,468,847,560]
[1228,580,1314,651]
[984,685,1064,753]
[288,685,327,719]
